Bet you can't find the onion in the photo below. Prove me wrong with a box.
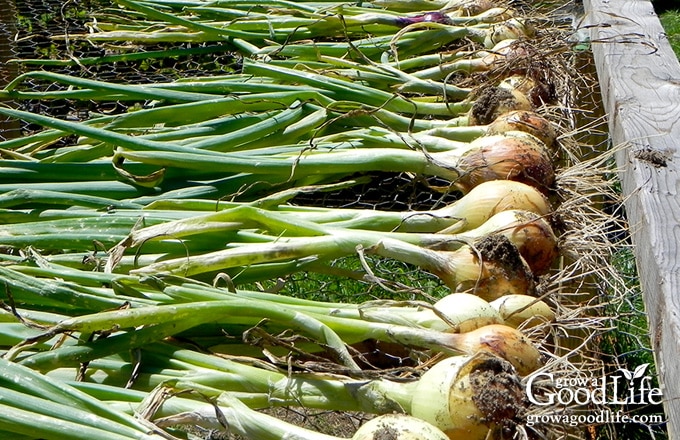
[486,110,557,148]
[498,75,553,108]
[427,131,555,193]
[411,353,527,439]
[353,414,450,440]
[356,293,504,333]
[436,209,559,275]
[484,18,535,47]
[323,179,552,234]
[370,235,536,300]
[467,87,533,125]
[490,294,555,328]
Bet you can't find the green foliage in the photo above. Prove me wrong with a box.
[659,10,680,58]
[599,249,667,440]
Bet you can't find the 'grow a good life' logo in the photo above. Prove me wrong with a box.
[525,363,663,406]
[525,364,665,428]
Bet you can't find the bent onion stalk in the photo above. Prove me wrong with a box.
[153,395,452,440]
[9,286,542,374]
[57,351,525,439]
[110,208,557,280]
[112,130,555,195]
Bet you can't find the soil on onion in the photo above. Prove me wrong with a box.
[476,234,526,274]
[470,87,520,125]
[470,356,528,434]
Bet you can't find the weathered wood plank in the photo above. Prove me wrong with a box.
[583,0,680,436]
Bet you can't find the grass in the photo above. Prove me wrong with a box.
[600,248,667,440]
[657,6,680,58]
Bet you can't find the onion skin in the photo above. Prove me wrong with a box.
[420,209,559,276]
[490,294,555,328]
[486,110,557,149]
[469,209,558,276]
[353,414,450,440]
[449,132,555,194]
[448,324,543,375]
[400,180,552,234]
[431,180,551,234]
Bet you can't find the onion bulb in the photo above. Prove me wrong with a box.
[329,179,551,234]
[498,75,553,108]
[370,235,536,300]
[484,19,535,47]
[467,87,533,125]
[411,353,527,439]
[444,324,542,375]
[430,209,559,276]
[490,294,555,328]
[428,131,555,193]
[486,110,557,149]
[353,414,450,440]
[358,293,504,333]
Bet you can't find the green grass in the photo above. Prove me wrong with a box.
[599,249,667,440]
[659,10,680,58]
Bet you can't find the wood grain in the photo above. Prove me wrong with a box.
[583,0,680,436]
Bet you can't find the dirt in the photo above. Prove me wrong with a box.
[476,234,526,274]
[470,356,527,434]
[470,87,519,125]
[633,146,669,168]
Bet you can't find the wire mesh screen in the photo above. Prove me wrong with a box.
[2,0,238,141]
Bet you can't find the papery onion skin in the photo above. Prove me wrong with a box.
[449,132,555,193]
[486,110,557,149]
[434,180,551,234]
[490,294,555,328]
[421,209,559,276]
[352,414,450,440]
[449,324,543,375]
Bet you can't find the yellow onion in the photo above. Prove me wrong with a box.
[453,130,555,193]
[355,293,502,334]
[444,324,543,375]
[490,294,555,328]
[411,353,527,439]
[484,19,535,47]
[486,110,557,149]
[498,75,553,108]
[453,209,558,275]
[370,235,535,300]
[353,414,450,440]
[426,131,555,193]
[424,179,551,234]
[467,87,533,125]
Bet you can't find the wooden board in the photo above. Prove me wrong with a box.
[583,0,680,436]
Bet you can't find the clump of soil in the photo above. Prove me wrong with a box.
[470,87,521,125]
[470,356,527,433]
[476,234,526,274]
